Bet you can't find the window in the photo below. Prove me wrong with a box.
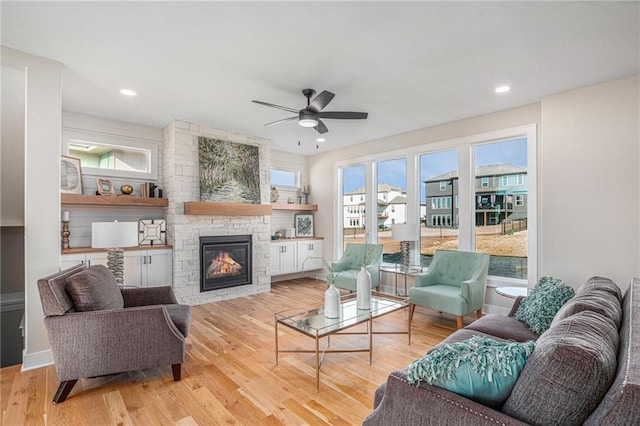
[270,168,298,187]
[377,158,407,254]
[516,174,525,185]
[342,164,366,248]
[515,195,524,206]
[421,149,459,252]
[64,129,158,180]
[474,137,528,279]
[481,177,489,188]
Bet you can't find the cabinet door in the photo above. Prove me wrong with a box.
[271,242,297,276]
[144,249,173,287]
[86,252,108,267]
[123,251,145,287]
[60,254,86,270]
[279,242,297,274]
[270,243,283,275]
[297,240,324,271]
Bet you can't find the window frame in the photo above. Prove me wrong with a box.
[270,167,300,189]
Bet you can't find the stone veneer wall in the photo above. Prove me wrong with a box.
[163,120,272,305]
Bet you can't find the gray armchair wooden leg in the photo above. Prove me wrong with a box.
[171,363,182,381]
[53,379,78,403]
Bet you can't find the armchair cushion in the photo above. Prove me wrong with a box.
[66,265,124,312]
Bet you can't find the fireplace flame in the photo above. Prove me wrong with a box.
[207,252,242,278]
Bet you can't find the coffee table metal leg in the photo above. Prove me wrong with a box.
[315,334,320,391]
[407,306,411,345]
[275,316,279,365]
[369,318,373,364]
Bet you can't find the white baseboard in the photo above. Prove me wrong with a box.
[21,348,53,372]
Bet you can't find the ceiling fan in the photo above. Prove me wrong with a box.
[252,89,368,134]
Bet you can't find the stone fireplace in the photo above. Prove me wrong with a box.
[163,120,271,305]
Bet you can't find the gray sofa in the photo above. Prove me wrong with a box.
[364,276,640,425]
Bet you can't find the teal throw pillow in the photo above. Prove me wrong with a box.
[407,336,535,407]
[515,276,575,334]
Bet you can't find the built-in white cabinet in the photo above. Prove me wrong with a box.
[270,239,323,276]
[297,240,324,272]
[270,241,297,276]
[61,248,172,287]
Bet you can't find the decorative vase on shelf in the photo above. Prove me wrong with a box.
[324,283,340,318]
[357,266,372,310]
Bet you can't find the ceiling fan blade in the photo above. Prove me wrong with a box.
[318,111,368,120]
[264,116,298,127]
[308,91,335,113]
[252,100,298,114]
[315,119,329,134]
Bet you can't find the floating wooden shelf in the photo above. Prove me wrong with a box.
[61,193,168,207]
[184,201,272,216]
[272,203,318,211]
[62,245,172,255]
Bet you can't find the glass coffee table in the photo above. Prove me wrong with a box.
[274,292,410,390]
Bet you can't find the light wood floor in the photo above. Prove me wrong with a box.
[1,278,458,425]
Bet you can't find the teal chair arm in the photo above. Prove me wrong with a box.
[461,272,487,309]
[415,271,440,288]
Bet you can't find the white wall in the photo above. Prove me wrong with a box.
[2,46,62,370]
[1,66,25,226]
[540,75,639,292]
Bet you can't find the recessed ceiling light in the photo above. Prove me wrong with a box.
[316,138,326,142]
[119,89,137,97]
[495,85,511,94]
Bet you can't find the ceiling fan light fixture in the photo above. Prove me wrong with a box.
[298,110,318,127]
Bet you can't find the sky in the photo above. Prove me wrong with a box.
[343,137,527,200]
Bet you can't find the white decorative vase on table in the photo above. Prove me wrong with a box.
[357,266,372,310]
[324,283,340,318]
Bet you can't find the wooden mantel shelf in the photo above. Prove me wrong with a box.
[272,203,318,211]
[61,193,168,207]
[184,201,272,216]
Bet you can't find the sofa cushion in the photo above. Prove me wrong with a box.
[465,314,540,342]
[584,278,640,425]
[408,336,535,408]
[515,276,574,334]
[66,265,124,312]
[503,310,619,426]
[552,289,622,330]
[575,276,623,303]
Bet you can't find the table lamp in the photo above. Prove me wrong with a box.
[391,223,419,271]
[91,221,139,286]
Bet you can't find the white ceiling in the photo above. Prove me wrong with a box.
[2,2,639,155]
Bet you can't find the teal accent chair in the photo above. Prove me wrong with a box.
[329,243,384,292]
[408,249,490,329]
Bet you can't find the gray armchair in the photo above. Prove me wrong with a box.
[37,263,190,403]
[329,243,384,291]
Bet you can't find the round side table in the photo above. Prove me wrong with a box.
[495,286,528,299]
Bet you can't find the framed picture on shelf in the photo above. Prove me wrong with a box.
[295,213,314,238]
[96,178,115,195]
[60,155,83,194]
[138,219,167,246]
